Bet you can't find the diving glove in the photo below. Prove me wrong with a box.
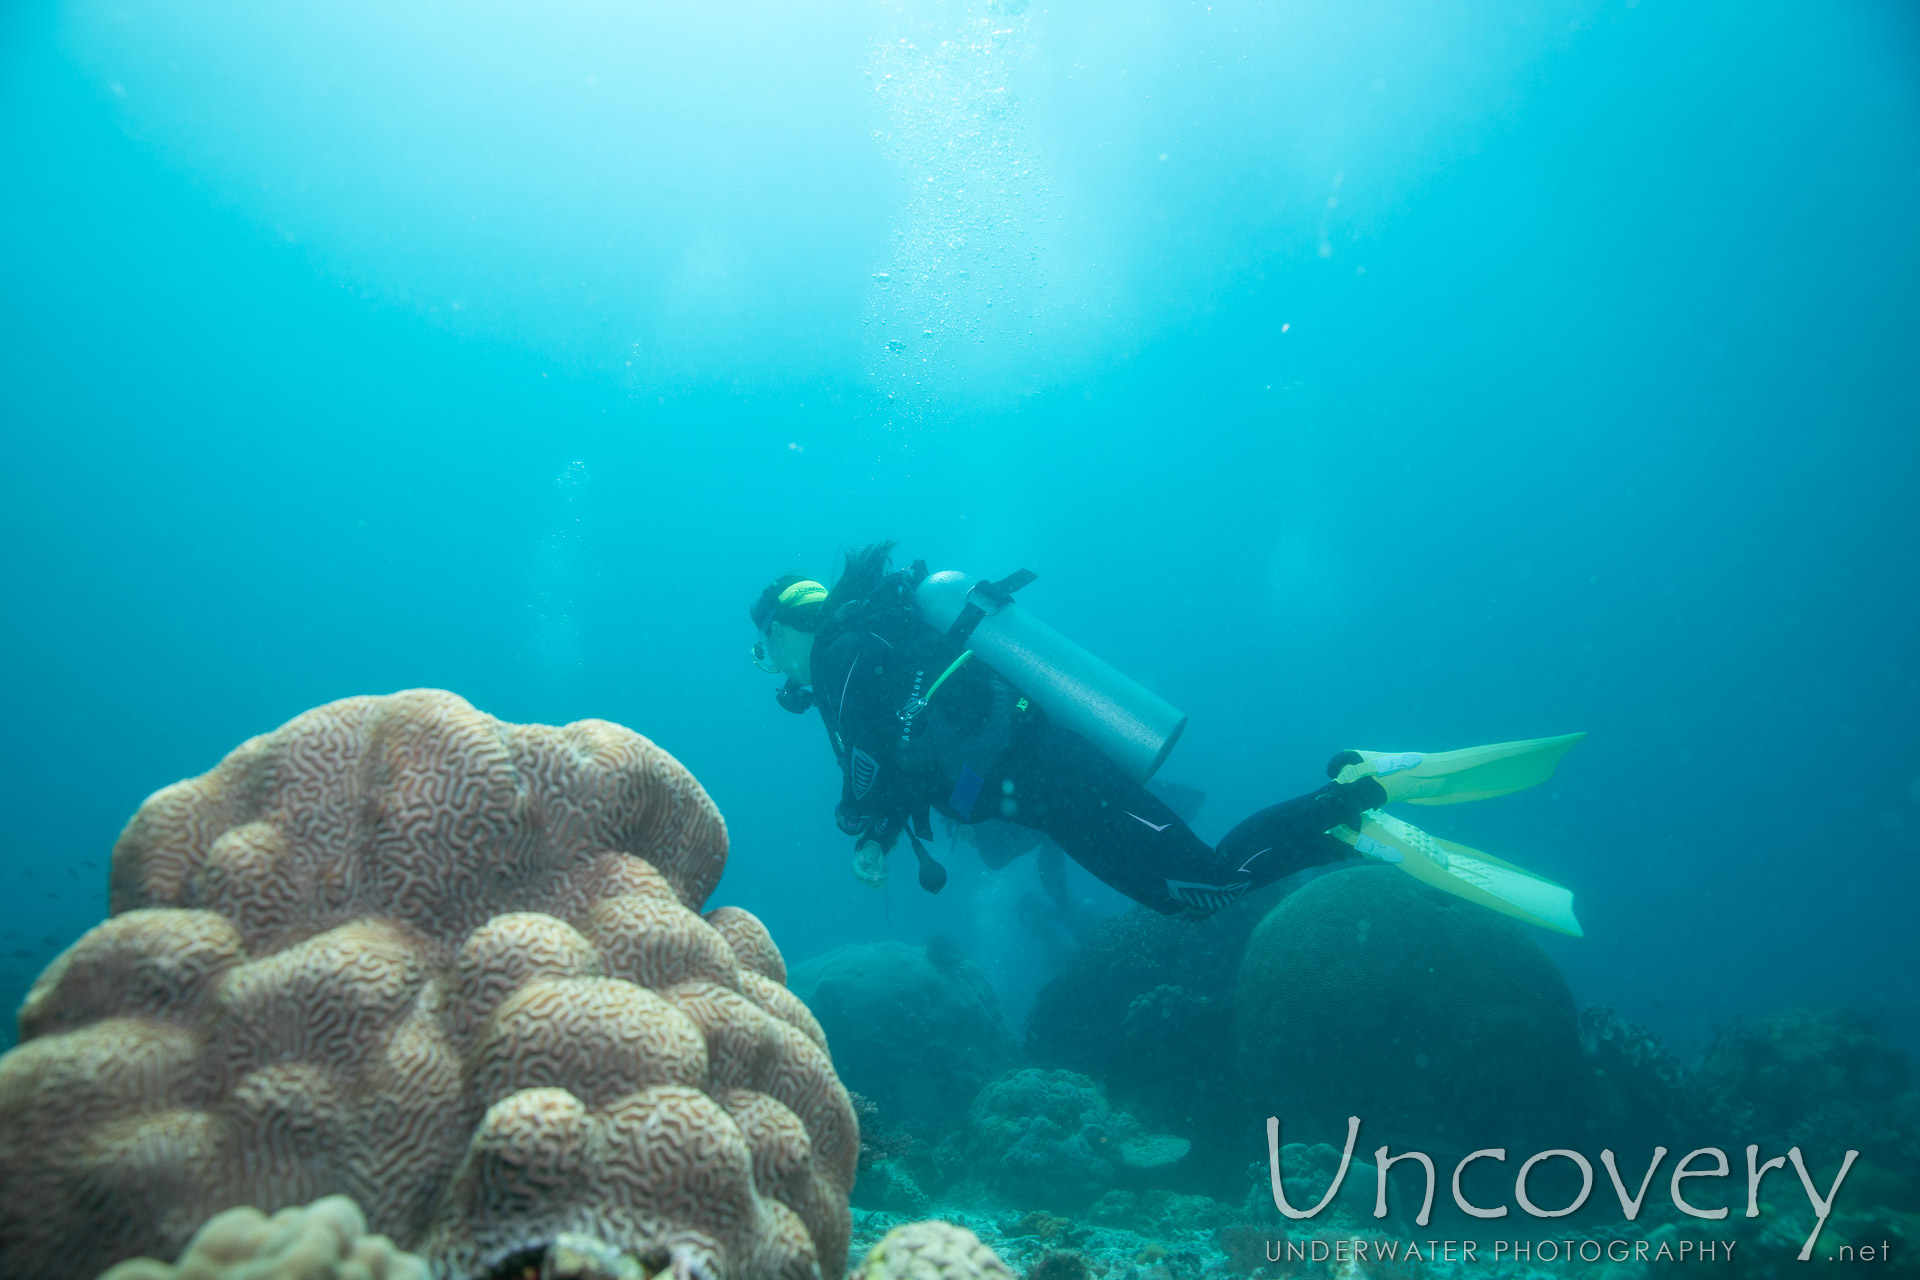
[852,841,889,888]
[1331,810,1583,937]
[1327,732,1585,805]
[851,835,947,893]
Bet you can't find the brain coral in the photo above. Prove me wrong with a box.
[98,1195,427,1280]
[0,690,855,1280]
[1236,865,1580,1149]
[850,1222,1013,1280]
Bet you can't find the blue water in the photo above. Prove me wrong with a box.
[2,0,1916,1064]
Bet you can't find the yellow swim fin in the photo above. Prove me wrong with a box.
[1330,811,1584,937]
[1332,732,1586,805]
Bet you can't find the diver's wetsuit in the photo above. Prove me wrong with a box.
[800,568,1383,916]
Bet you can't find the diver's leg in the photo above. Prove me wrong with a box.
[1212,777,1387,887]
[994,721,1253,915]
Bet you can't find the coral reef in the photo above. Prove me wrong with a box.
[1087,1191,1236,1235]
[847,1190,1920,1280]
[791,939,1014,1141]
[1576,1002,1709,1152]
[1213,1225,1434,1280]
[0,691,855,1280]
[1236,1142,1390,1229]
[850,1196,1239,1280]
[1212,1222,1273,1277]
[1695,1007,1920,1208]
[855,1092,921,1170]
[1606,1207,1920,1280]
[1235,865,1581,1149]
[1024,1250,1092,1280]
[968,1069,1143,1209]
[1023,899,1275,1193]
[1004,1212,1073,1242]
[855,1162,937,1218]
[851,1221,1015,1280]
[97,1196,426,1280]
[851,1092,946,1215]
[1119,1135,1191,1172]
[530,1232,659,1280]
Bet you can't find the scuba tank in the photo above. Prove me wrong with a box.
[915,569,1187,783]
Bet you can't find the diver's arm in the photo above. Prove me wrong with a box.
[814,630,922,845]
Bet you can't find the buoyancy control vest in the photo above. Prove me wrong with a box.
[784,561,1188,785]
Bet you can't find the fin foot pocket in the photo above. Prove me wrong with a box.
[1332,732,1586,805]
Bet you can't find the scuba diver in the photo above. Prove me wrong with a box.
[752,543,1584,932]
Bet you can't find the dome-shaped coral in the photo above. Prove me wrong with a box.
[1236,865,1580,1148]
[967,1068,1140,1208]
[0,691,855,1280]
[1022,904,1250,1173]
[851,1221,1013,1280]
[790,940,1012,1141]
[97,1195,426,1280]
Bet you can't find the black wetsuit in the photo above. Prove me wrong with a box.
[798,568,1384,916]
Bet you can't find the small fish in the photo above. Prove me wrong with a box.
[79,860,98,869]
[40,937,57,947]
[9,949,30,959]
[42,892,58,900]
[66,867,79,878]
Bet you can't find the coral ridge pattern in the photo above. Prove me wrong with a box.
[98,1194,428,1280]
[0,690,856,1280]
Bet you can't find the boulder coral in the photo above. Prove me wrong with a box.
[0,690,855,1280]
[850,1222,1013,1280]
[97,1195,427,1280]
[966,1068,1141,1208]
[1236,865,1581,1150]
[1022,903,1251,1177]
[789,939,1013,1141]
[1695,1007,1920,1208]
